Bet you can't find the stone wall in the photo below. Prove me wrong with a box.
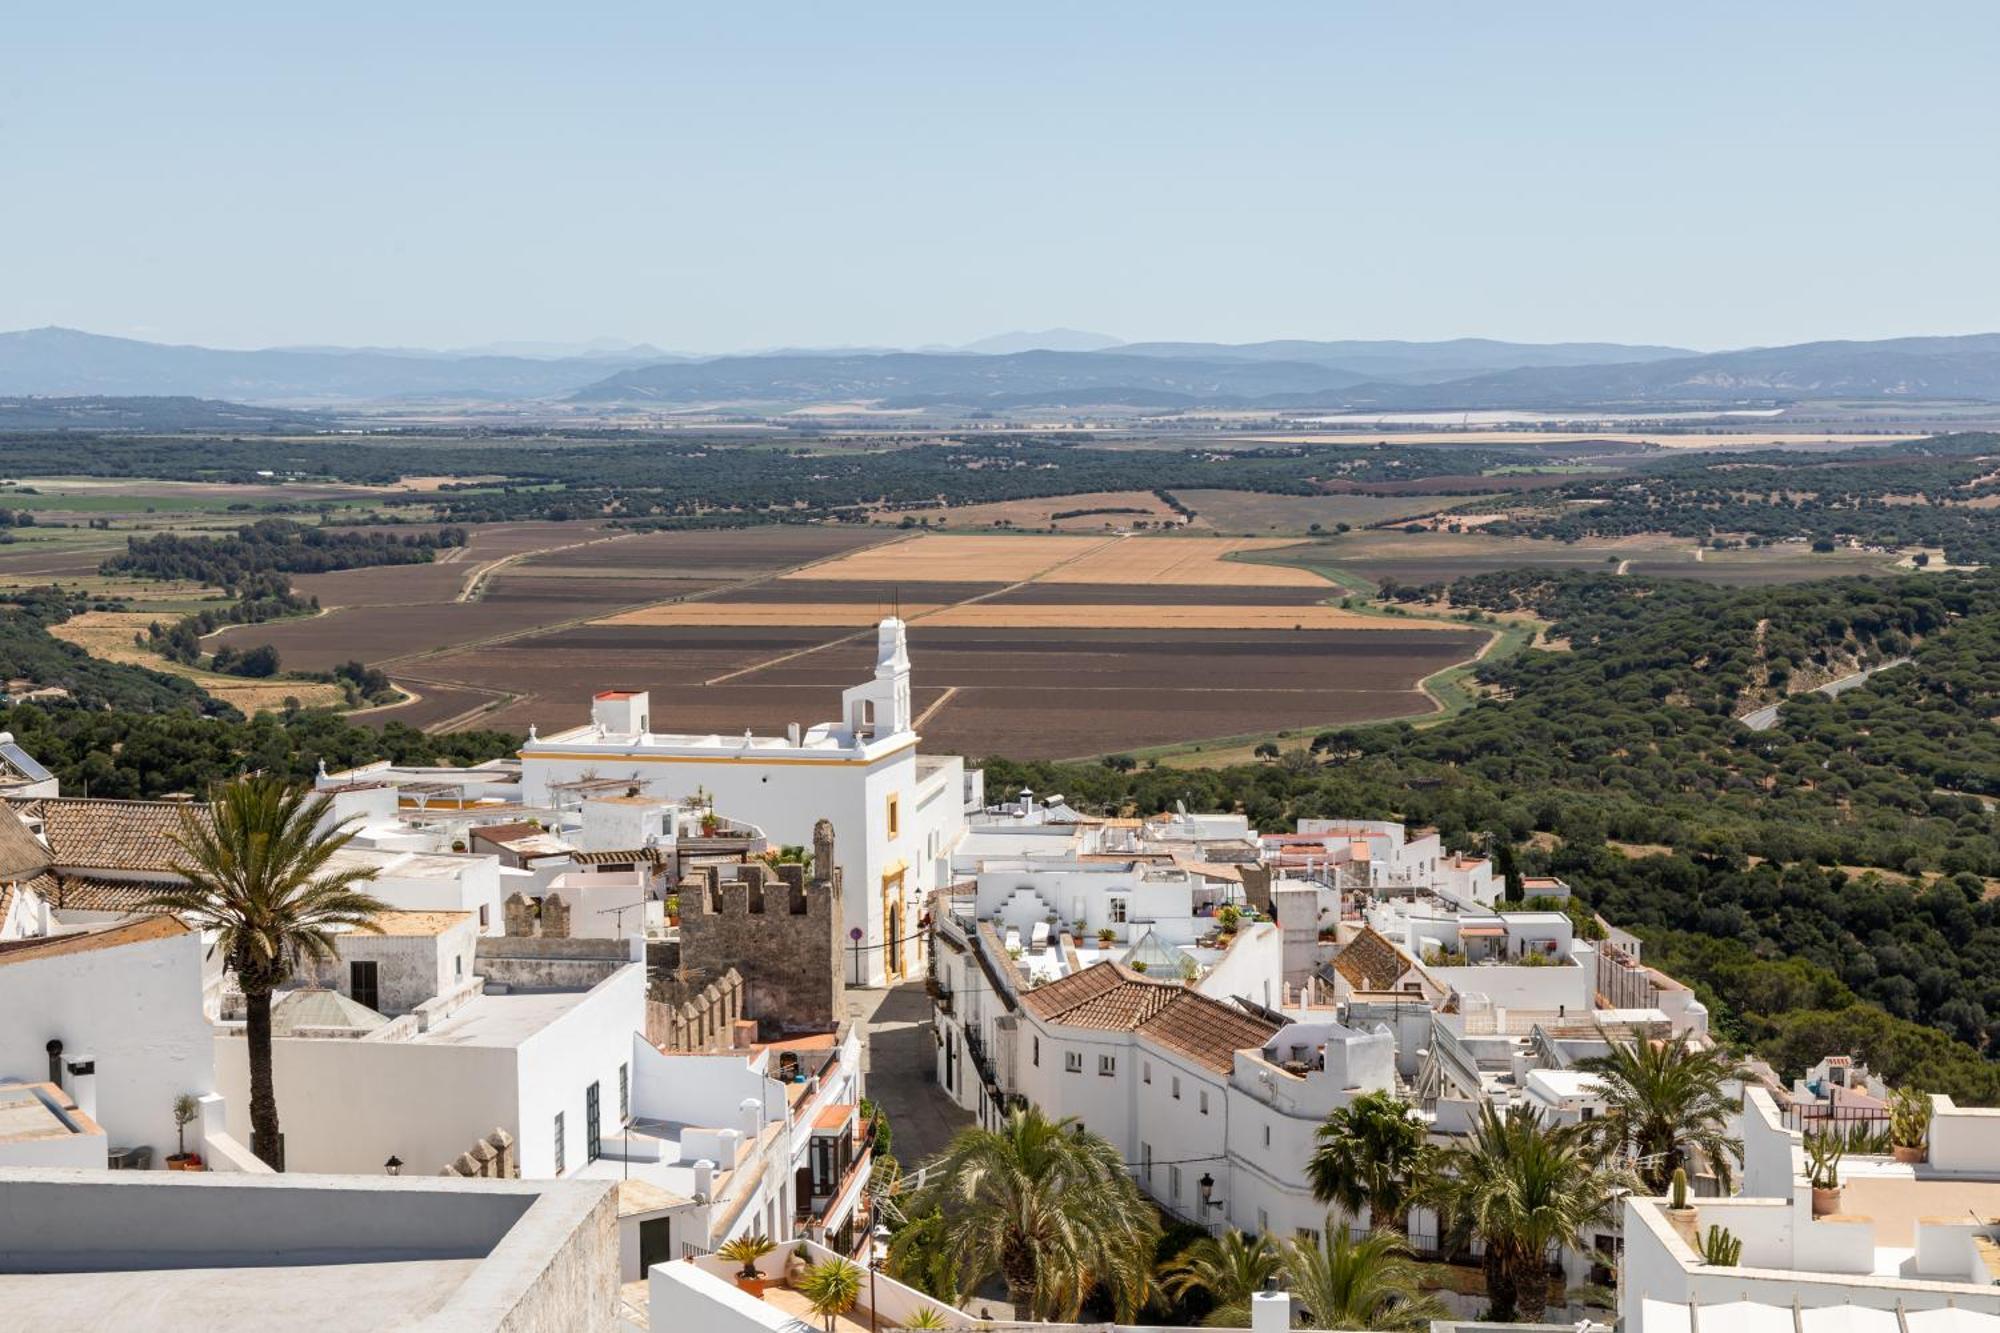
[676,821,843,1033]
[475,937,629,993]
[647,967,747,1052]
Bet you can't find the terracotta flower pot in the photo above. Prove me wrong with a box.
[1892,1145,1924,1165]
[735,1275,773,1298]
[1812,1185,1842,1217]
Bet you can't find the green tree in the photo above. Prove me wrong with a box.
[1495,840,1524,903]
[144,778,386,1169]
[1281,1221,1447,1332]
[1576,1032,1745,1194]
[1421,1105,1634,1321]
[1157,1228,1283,1327]
[906,1106,1159,1320]
[1307,1090,1432,1231]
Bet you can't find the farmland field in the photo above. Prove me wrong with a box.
[325,530,1497,754]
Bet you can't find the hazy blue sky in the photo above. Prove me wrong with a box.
[6,2,1997,353]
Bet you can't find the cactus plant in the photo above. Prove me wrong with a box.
[1891,1087,1932,1154]
[1699,1225,1742,1266]
[1669,1166,1689,1210]
[1805,1129,1843,1191]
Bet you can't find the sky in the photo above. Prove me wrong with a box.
[4,2,1999,355]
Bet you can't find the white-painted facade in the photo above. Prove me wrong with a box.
[0,923,217,1161]
[518,619,968,985]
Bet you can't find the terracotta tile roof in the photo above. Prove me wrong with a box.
[48,875,173,916]
[1333,925,1410,992]
[1139,991,1284,1075]
[470,822,542,845]
[569,847,664,866]
[1018,961,1186,1030]
[0,914,188,966]
[0,806,51,880]
[6,797,204,873]
[1017,962,1281,1073]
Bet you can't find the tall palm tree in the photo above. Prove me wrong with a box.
[1420,1104,1634,1322]
[145,777,386,1170]
[1308,1089,1433,1231]
[1576,1032,1745,1194]
[1281,1221,1447,1333]
[1158,1227,1284,1328]
[903,1106,1159,1321]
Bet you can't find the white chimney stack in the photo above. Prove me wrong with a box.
[692,1159,715,1200]
[786,722,801,746]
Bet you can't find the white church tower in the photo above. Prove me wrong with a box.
[842,617,913,741]
[517,617,966,987]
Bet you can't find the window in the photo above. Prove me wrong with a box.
[1263,1123,1272,1148]
[1170,1165,1182,1201]
[1098,1054,1116,1077]
[1171,1076,1181,1100]
[1108,897,1128,924]
[1140,1142,1152,1182]
[886,794,900,839]
[1065,1051,1083,1074]
[1033,1037,1040,1067]
[619,1063,630,1121]
[478,904,490,929]
[1296,1226,1321,1249]
[455,953,463,980]
[586,1082,602,1163]
[1142,1061,1151,1085]
[553,1112,566,1176]
[349,960,380,1012]
[1581,1106,1596,1122]
[1199,1090,1209,1116]
[1257,1209,1269,1235]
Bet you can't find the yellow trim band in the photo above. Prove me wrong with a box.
[517,739,918,768]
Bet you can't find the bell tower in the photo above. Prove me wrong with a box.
[841,618,913,742]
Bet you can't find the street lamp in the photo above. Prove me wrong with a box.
[868,1223,892,1332]
[384,1155,403,1177]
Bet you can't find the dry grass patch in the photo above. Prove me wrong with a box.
[50,611,345,713]
[1039,537,1329,587]
[871,490,1192,531]
[599,602,948,628]
[784,534,1111,583]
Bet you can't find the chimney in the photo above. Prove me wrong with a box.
[692,1159,715,1200]
[1251,1286,1292,1332]
[786,722,801,746]
[64,1053,98,1124]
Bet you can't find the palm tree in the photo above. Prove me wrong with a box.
[1281,1221,1447,1333]
[1420,1104,1634,1322]
[1158,1227,1284,1327]
[1576,1032,1745,1194]
[904,1106,1159,1321]
[797,1257,861,1332]
[1308,1090,1433,1231]
[145,777,386,1170]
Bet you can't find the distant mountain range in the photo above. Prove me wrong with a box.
[9,326,2000,413]
[0,395,329,432]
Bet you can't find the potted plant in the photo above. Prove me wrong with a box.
[1890,1087,1932,1164]
[798,1256,862,1332]
[1095,926,1116,947]
[718,1233,777,1296]
[167,1093,203,1171]
[785,1242,813,1284]
[1216,904,1242,940]
[1807,1129,1844,1216]
[701,811,722,837]
[1663,1166,1700,1248]
[664,893,680,928]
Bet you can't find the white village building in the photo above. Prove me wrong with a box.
[518,618,972,985]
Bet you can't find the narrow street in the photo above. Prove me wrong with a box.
[847,977,972,1167]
